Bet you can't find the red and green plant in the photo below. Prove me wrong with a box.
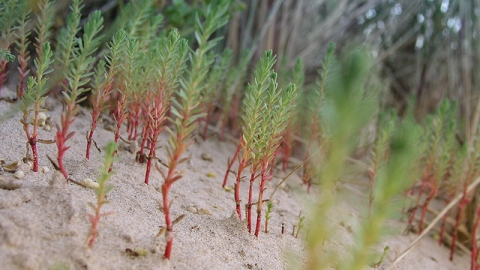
[157,0,229,259]
[142,29,188,185]
[301,43,335,193]
[14,2,31,99]
[86,30,126,159]
[200,48,233,139]
[55,10,104,179]
[19,43,54,172]
[88,141,117,248]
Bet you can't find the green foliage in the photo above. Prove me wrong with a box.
[54,0,82,79]
[0,0,23,48]
[305,47,380,270]
[19,43,54,114]
[151,28,188,99]
[166,0,230,154]
[201,48,233,104]
[93,142,117,198]
[34,0,54,48]
[241,50,276,162]
[347,118,422,269]
[64,10,104,105]
[88,141,117,248]
[0,48,15,62]
[14,1,31,62]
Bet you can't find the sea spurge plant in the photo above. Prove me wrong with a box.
[229,50,276,220]
[200,48,233,139]
[53,0,82,93]
[252,82,297,237]
[33,0,54,69]
[19,43,54,172]
[14,2,31,99]
[408,99,457,232]
[450,124,480,261]
[112,36,139,148]
[280,58,304,171]
[368,110,396,216]
[218,50,249,141]
[56,10,104,179]
[305,48,378,270]
[0,0,23,94]
[159,0,230,259]
[88,141,117,248]
[302,43,336,193]
[86,30,126,159]
[348,117,422,270]
[142,29,188,185]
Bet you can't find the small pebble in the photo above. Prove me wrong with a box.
[187,206,198,214]
[81,178,99,189]
[37,112,47,126]
[201,153,213,162]
[206,172,216,178]
[40,166,50,173]
[14,170,25,179]
[44,125,51,131]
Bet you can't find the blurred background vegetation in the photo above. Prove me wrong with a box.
[5,0,477,139]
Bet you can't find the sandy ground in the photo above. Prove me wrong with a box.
[0,86,470,269]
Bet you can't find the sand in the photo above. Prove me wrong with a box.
[0,86,470,269]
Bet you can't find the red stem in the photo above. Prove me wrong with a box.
[439,192,453,245]
[450,191,469,261]
[408,180,426,227]
[281,129,293,172]
[419,183,437,233]
[254,162,271,237]
[17,55,28,98]
[235,157,247,220]
[0,60,7,94]
[247,171,257,233]
[223,141,242,188]
[471,206,480,270]
[162,183,173,259]
[202,106,213,140]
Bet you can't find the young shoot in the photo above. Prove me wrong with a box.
[88,142,117,248]
[56,10,104,179]
[19,43,54,172]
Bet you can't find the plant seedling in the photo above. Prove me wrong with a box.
[55,10,104,179]
[88,141,117,248]
[302,43,335,193]
[264,200,273,233]
[142,29,188,185]
[295,214,305,239]
[0,0,24,95]
[19,43,54,172]
[14,1,31,99]
[86,30,126,159]
[158,0,230,259]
